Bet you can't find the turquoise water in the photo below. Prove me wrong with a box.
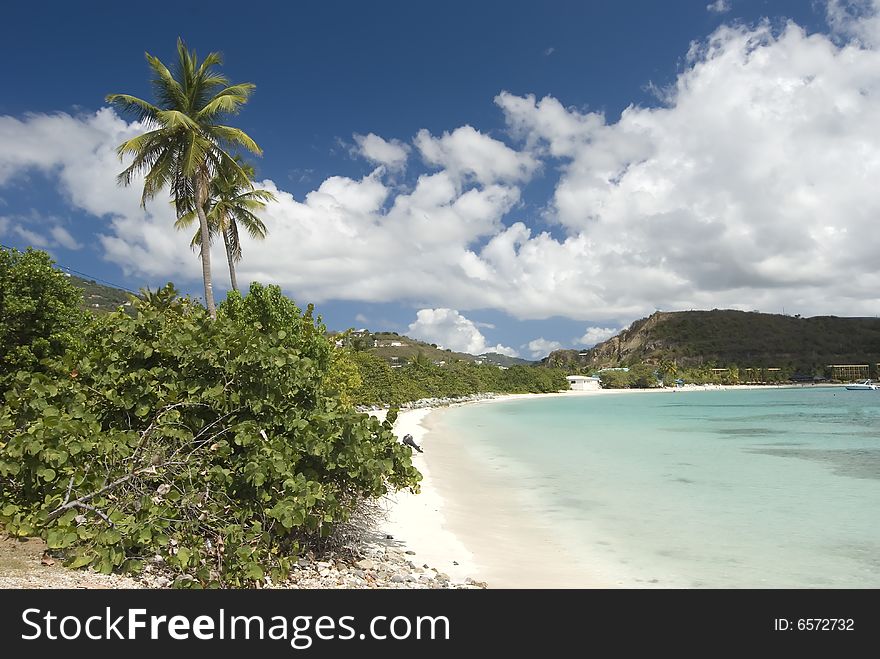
[436,387,880,588]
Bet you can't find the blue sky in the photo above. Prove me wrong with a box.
[2,1,879,358]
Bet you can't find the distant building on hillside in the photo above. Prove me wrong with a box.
[566,375,601,391]
[827,364,870,381]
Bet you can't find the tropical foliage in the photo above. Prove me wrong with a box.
[351,351,568,406]
[176,158,275,291]
[0,247,85,390]
[0,282,420,587]
[107,38,262,318]
[561,309,880,376]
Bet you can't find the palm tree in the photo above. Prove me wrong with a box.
[107,38,261,318]
[175,159,275,292]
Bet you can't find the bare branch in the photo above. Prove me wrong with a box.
[69,502,115,528]
[62,476,75,507]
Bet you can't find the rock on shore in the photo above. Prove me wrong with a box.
[0,535,486,590]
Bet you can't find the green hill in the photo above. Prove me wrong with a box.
[335,330,533,366]
[544,310,880,376]
[67,274,136,314]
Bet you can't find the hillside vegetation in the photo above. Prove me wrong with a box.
[340,330,533,367]
[545,310,880,376]
[68,275,136,315]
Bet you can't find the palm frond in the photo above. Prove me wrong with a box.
[196,51,224,77]
[145,53,187,110]
[236,188,276,204]
[174,209,199,231]
[211,125,262,155]
[224,218,242,262]
[180,132,212,179]
[141,148,176,203]
[155,109,201,132]
[232,208,268,240]
[197,84,256,119]
[104,94,161,123]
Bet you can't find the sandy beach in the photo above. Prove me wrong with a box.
[379,384,840,588]
[379,389,636,588]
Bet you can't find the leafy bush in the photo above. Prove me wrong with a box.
[0,283,419,586]
[351,354,568,405]
[627,363,660,388]
[0,247,85,390]
[598,370,630,389]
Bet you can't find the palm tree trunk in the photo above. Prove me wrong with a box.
[222,220,238,292]
[194,173,217,319]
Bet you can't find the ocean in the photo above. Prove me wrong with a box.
[433,387,880,588]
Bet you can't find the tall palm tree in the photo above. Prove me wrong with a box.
[107,38,261,318]
[175,159,275,292]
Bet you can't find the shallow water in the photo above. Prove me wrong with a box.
[436,387,880,588]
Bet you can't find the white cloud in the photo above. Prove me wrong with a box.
[0,109,200,283]
[1,213,83,251]
[407,308,518,356]
[3,11,880,325]
[12,225,50,249]
[493,17,880,319]
[706,0,731,14]
[353,132,410,171]
[826,0,880,46]
[414,125,539,186]
[575,327,619,348]
[544,47,555,56]
[354,313,369,324]
[526,338,562,359]
[49,226,82,250]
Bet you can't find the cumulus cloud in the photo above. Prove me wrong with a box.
[3,10,880,325]
[706,0,731,14]
[11,225,50,249]
[352,132,410,171]
[49,226,82,250]
[575,327,619,347]
[414,125,539,186]
[1,212,83,251]
[494,16,880,319]
[526,338,562,359]
[826,0,880,46]
[407,308,518,356]
[0,109,205,282]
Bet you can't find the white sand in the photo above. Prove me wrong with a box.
[374,408,479,583]
[375,390,620,588]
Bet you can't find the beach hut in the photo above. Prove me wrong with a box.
[566,375,601,391]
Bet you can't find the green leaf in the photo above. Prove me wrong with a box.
[66,553,95,569]
[245,563,264,580]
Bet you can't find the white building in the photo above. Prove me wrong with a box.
[565,375,601,391]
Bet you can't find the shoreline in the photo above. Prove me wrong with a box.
[381,383,848,588]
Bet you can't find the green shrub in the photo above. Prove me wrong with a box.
[0,283,420,587]
[351,354,568,405]
[599,369,630,389]
[0,247,86,390]
[627,363,660,388]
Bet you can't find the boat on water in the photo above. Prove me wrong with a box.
[845,379,879,390]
